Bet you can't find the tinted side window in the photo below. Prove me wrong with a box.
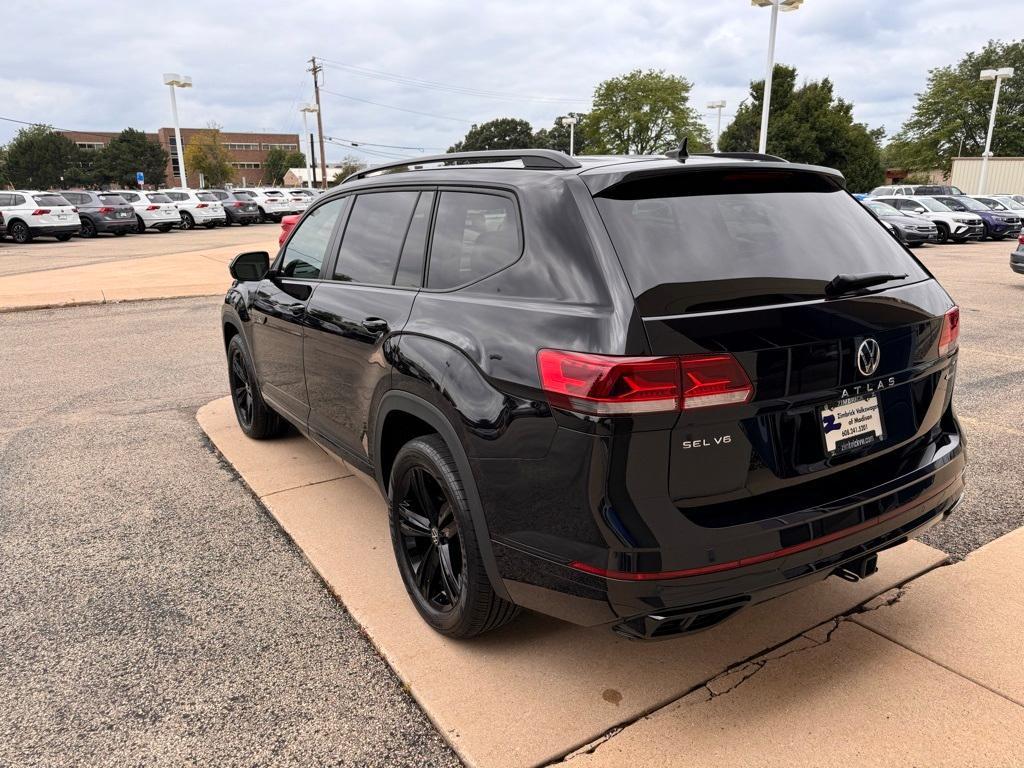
[12,194,25,206]
[334,191,419,284]
[427,191,521,290]
[394,191,434,288]
[279,198,346,279]
[0,194,11,206]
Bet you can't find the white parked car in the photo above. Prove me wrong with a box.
[0,190,79,243]
[234,188,300,222]
[284,189,311,212]
[160,189,227,230]
[874,195,984,243]
[112,190,181,234]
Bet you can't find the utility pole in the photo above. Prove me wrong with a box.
[308,57,329,190]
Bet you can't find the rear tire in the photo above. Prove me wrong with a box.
[389,435,519,639]
[113,230,127,237]
[180,212,195,230]
[135,215,147,234]
[257,207,267,224]
[55,233,72,242]
[204,222,216,229]
[80,218,97,238]
[227,335,285,439]
[9,221,32,244]
[156,224,172,233]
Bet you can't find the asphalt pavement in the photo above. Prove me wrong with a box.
[0,297,459,767]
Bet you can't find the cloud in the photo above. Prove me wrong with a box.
[1,0,1020,162]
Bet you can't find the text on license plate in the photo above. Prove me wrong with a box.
[820,394,884,455]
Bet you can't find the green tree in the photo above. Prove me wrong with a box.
[263,147,307,184]
[532,112,594,156]
[448,118,537,152]
[887,40,1024,175]
[587,69,710,155]
[328,156,366,186]
[719,64,885,191]
[183,127,233,187]
[95,128,169,188]
[3,125,86,188]
[0,145,8,187]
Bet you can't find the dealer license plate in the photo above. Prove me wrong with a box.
[820,394,884,455]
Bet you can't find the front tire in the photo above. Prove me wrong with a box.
[935,223,949,244]
[227,335,285,439]
[389,435,519,639]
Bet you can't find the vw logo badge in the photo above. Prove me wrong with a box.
[857,338,881,377]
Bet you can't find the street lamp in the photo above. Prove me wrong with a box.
[560,116,578,156]
[751,0,804,154]
[163,73,193,187]
[300,103,319,188]
[978,66,1015,195]
[707,100,726,151]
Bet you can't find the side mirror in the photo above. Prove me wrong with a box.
[230,251,270,282]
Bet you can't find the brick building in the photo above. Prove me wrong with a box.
[59,128,302,188]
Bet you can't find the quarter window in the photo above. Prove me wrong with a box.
[278,198,346,279]
[395,192,435,287]
[334,191,420,284]
[427,191,521,290]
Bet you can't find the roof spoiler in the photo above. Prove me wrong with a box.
[343,149,581,183]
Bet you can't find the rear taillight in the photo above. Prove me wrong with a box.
[233,201,244,208]
[146,205,160,211]
[196,203,208,208]
[537,350,752,416]
[938,306,960,356]
[31,208,51,215]
[97,206,115,213]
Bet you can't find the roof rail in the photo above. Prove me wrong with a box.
[704,151,788,162]
[343,149,582,183]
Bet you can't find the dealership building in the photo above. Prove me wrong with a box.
[59,128,302,188]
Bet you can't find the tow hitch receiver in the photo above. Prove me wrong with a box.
[834,553,879,582]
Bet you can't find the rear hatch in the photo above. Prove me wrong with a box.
[97,193,134,221]
[196,191,223,215]
[30,193,77,226]
[144,192,179,219]
[593,165,959,520]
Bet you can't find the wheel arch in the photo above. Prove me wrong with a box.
[373,390,511,601]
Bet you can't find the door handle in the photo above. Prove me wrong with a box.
[361,317,390,334]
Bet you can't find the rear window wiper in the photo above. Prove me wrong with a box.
[825,272,907,298]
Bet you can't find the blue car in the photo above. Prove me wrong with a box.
[933,195,1022,241]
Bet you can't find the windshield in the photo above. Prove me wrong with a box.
[595,169,928,315]
[952,196,989,212]
[933,196,965,211]
[146,193,172,203]
[866,201,899,216]
[917,198,950,212]
[998,197,1024,210]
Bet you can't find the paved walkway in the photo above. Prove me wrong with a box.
[199,395,1024,767]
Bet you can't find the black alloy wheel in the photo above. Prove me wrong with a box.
[136,215,147,234]
[229,344,254,431]
[935,223,948,244]
[9,221,31,244]
[226,335,284,439]
[395,464,465,613]
[80,218,97,238]
[180,211,195,230]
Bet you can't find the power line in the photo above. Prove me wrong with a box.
[317,57,589,104]
[323,137,412,160]
[325,135,444,152]
[319,88,473,124]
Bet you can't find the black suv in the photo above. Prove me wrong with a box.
[221,149,966,640]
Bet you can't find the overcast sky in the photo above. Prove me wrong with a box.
[2,1,1020,163]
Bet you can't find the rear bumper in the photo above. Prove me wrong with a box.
[95,218,135,233]
[226,208,259,223]
[1011,248,1024,274]
[487,404,966,637]
[28,224,80,236]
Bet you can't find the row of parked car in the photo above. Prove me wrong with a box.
[860,184,1024,244]
[0,187,323,244]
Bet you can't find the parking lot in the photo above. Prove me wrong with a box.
[0,236,1021,765]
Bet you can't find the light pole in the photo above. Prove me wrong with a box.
[707,100,726,151]
[300,104,319,188]
[751,0,803,154]
[560,116,578,156]
[163,73,193,187]
[978,66,1014,195]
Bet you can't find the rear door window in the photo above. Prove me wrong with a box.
[427,191,521,290]
[334,191,419,285]
[595,169,929,316]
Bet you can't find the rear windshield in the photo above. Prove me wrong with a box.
[234,191,255,199]
[99,194,129,206]
[595,169,928,315]
[146,193,172,203]
[33,194,71,207]
[196,192,218,202]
